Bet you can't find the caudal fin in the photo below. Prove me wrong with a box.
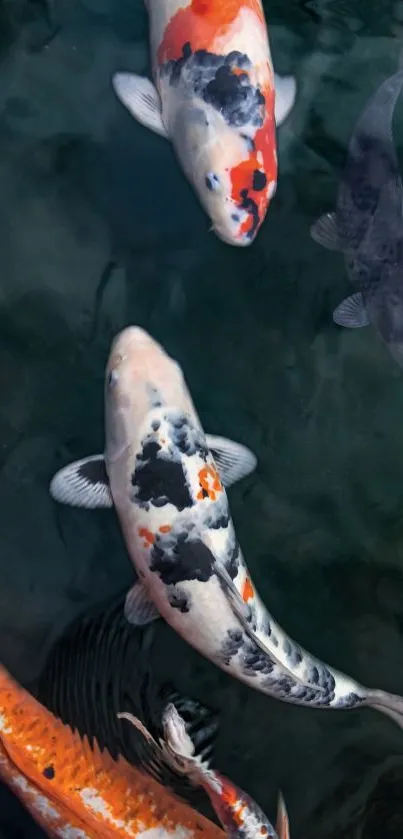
[367,689,403,729]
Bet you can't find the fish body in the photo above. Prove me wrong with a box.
[118,703,289,839]
[112,0,296,245]
[50,326,403,728]
[0,662,223,839]
[311,65,403,366]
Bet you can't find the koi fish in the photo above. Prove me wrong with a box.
[311,65,403,367]
[0,661,224,839]
[49,326,403,727]
[112,0,296,246]
[118,703,290,839]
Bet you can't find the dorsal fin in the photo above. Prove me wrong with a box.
[35,591,219,809]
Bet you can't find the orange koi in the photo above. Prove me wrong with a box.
[0,663,223,839]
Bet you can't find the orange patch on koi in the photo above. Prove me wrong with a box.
[241,577,254,603]
[138,527,155,545]
[230,82,276,238]
[220,789,246,827]
[159,525,172,534]
[219,780,239,808]
[157,0,265,63]
[197,465,223,502]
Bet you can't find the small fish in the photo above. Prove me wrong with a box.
[0,660,224,839]
[118,703,289,839]
[112,0,296,246]
[311,64,403,367]
[50,326,403,727]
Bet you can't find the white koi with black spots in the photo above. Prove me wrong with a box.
[50,326,403,727]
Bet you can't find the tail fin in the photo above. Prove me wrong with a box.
[367,689,403,729]
[276,793,290,839]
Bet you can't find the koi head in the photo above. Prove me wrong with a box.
[161,706,290,839]
[104,326,198,466]
[48,326,257,510]
[170,99,277,247]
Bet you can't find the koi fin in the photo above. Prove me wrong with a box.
[49,435,257,508]
[124,581,160,626]
[37,589,219,806]
[207,541,308,686]
[49,454,113,508]
[276,793,290,839]
[333,292,370,328]
[112,73,169,138]
[274,74,297,125]
[118,703,212,789]
[310,212,340,250]
[206,435,257,488]
[212,559,253,623]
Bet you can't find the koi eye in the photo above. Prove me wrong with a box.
[205,173,221,192]
[107,369,119,387]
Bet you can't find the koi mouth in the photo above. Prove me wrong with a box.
[211,226,253,246]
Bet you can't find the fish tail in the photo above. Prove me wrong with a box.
[367,689,403,728]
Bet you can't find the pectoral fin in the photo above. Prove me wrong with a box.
[310,212,340,251]
[333,292,370,328]
[205,434,257,488]
[49,455,113,508]
[274,74,297,125]
[49,434,257,509]
[112,73,169,138]
[124,581,161,626]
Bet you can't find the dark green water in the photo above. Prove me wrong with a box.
[3,0,403,836]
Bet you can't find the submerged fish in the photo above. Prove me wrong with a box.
[311,65,403,367]
[112,0,296,246]
[118,703,290,839]
[50,326,403,726]
[0,661,224,839]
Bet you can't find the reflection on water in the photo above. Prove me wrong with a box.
[2,0,403,837]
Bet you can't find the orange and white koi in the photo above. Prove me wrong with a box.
[0,662,223,839]
[49,326,403,728]
[118,703,290,839]
[112,0,296,246]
